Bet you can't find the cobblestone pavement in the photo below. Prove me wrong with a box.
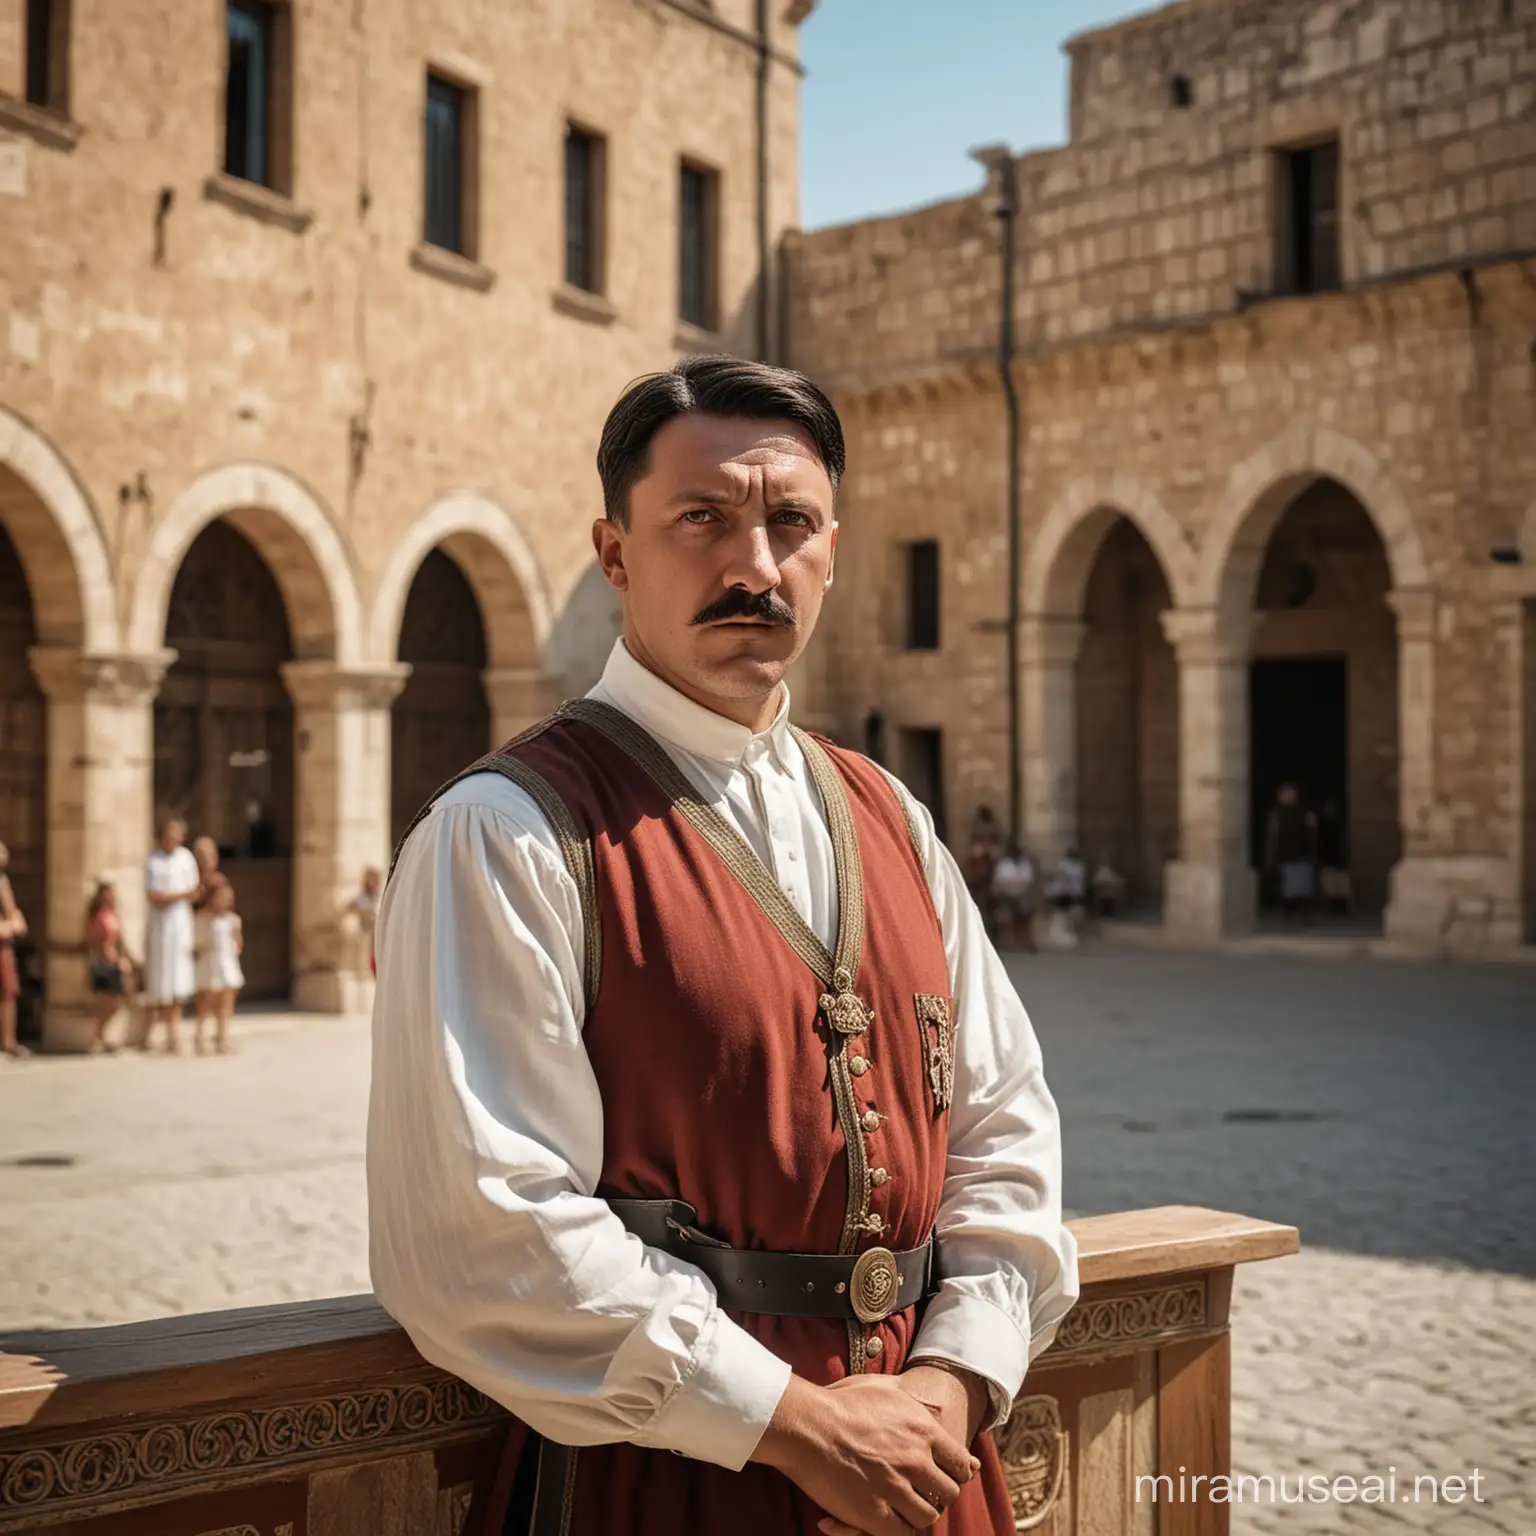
[1,950,1532,1534]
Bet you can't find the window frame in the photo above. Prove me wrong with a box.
[903,538,942,652]
[1272,136,1341,297]
[563,122,607,295]
[423,69,479,259]
[222,0,293,195]
[24,0,70,116]
[678,158,721,331]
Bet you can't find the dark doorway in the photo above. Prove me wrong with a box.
[391,550,490,846]
[157,521,294,999]
[1249,656,1347,903]
[898,727,946,845]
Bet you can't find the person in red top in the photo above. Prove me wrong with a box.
[86,882,134,1053]
[0,842,28,1059]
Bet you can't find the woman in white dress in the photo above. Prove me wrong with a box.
[143,818,200,1053]
[193,881,244,1054]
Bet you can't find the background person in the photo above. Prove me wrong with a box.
[1264,783,1318,921]
[990,841,1037,951]
[0,842,28,1059]
[86,882,132,1053]
[143,818,199,1053]
[193,882,244,1055]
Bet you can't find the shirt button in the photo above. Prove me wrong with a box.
[861,1109,881,1133]
[788,848,799,862]
[864,1334,884,1359]
[849,1056,869,1076]
[871,1167,889,1186]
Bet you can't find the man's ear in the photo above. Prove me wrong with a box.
[592,517,629,593]
[824,519,839,590]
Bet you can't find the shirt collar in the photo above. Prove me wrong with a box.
[589,639,795,772]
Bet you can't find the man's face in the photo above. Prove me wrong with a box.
[162,822,186,852]
[593,413,837,716]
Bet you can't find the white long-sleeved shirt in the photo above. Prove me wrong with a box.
[368,639,1079,1473]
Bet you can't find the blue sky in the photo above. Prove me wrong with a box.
[799,0,1152,231]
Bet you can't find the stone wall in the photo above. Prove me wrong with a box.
[792,0,1536,376]
[0,0,813,1036]
[787,0,1536,950]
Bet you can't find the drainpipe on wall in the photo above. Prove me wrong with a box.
[755,0,772,360]
[996,154,1024,842]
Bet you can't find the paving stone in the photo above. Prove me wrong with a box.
[1,948,1531,1535]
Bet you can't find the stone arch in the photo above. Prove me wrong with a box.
[369,491,554,669]
[0,406,118,649]
[1195,425,1429,615]
[1024,472,1196,618]
[128,463,363,664]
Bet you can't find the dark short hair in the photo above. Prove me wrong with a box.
[596,355,845,526]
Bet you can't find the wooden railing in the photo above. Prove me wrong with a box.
[0,1206,1297,1535]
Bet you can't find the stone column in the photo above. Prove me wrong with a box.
[482,666,563,748]
[281,662,409,1014]
[1020,617,1085,857]
[27,646,176,1052]
[1160,609,1257,941]
[1380,587,1516,948]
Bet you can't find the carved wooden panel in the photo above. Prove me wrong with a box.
[0,1378,503,1531]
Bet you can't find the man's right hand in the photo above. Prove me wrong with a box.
[750,1372,979,1534]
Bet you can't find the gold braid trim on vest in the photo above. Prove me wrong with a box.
[563,700,887,1373]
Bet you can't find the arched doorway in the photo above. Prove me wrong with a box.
[0,520,46,1037]
[1247,479,1399,920]
[390,549,490,845]
[155,522,295,998]
[1075,520,1178,913]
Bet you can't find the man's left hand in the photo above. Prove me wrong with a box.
[817,1363,989,1536]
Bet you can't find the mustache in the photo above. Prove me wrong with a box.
[690,588,798,628]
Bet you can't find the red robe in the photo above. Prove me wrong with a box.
[480,710,1015,1535]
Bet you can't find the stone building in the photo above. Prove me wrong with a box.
[0,0,813,1043]
[787,0,1536,954]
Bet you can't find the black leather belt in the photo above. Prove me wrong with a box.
[515,1202,940,1534]
[609,1197,936,1324]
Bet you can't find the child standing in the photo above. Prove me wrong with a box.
[193,883,245,1054]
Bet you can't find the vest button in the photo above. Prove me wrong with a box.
[861,1109,881,1133]
[864,1334,884,1359]
[849,1056,870,1076]
[871,1167,889,1186]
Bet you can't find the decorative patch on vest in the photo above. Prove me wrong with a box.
[914,994,954,1113]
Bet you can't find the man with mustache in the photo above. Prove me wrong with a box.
[369,357,1078,1536]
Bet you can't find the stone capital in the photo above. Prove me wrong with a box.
[27,646,178,705]
[482,666,562,717]
[1385,586,1438,642]
[1019,616,1087,669]
[281,660,412,713]
[1158,607,1256,665]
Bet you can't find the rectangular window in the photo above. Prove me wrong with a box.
[425,72,476,256]
[679,161,719,329]
[564,125,605,293]
[904,539,940,650]
[25,0,69,114]
[1275,139,1340,296]
[223,0,292,191]
[898,728,947,845]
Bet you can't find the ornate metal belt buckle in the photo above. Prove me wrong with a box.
[850,1245,900,1324]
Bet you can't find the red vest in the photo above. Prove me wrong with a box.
[477,705,1014,1535]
